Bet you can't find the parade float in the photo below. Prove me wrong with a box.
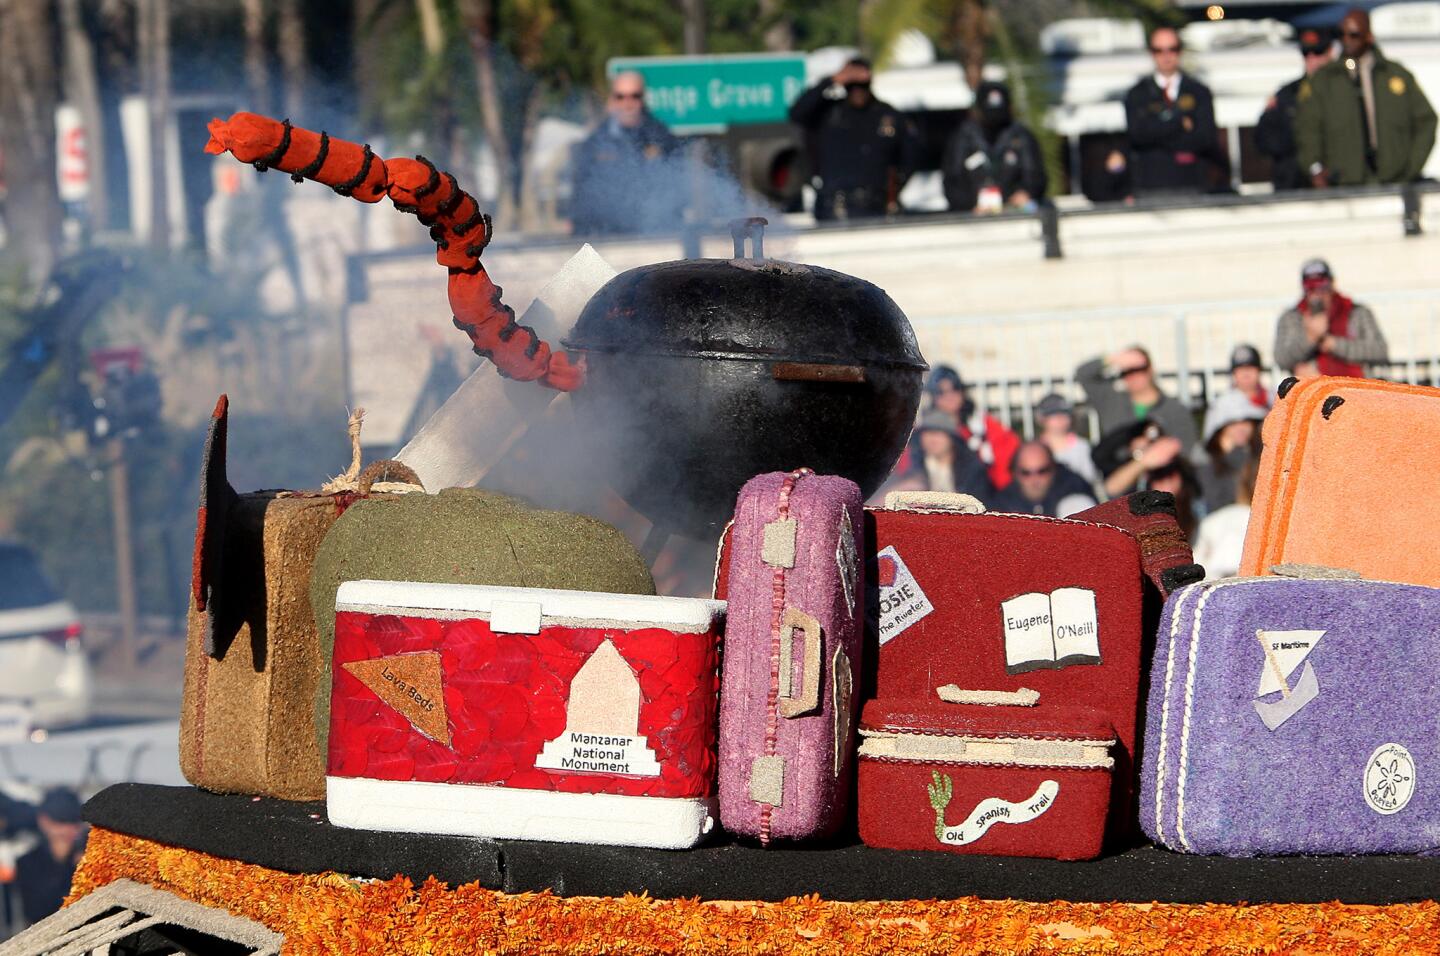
[17,113,1440,955]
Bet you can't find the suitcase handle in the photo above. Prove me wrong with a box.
[778,606,822,718]
[937,685,1040,707]
[884,491,986,514]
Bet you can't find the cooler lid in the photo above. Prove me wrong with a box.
[336,580,725,633]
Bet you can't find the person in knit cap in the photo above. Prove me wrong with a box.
[1223,343,1272,411]
[1196,389,1267,516]
[16,788,87,926]
[1034,393,1098,488]
[925,365,1021,490]
[896,409,994,502]
[1273,258,1388,379]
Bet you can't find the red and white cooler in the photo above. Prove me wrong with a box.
[326,580,725,849]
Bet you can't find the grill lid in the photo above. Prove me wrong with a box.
[563,218,927,371]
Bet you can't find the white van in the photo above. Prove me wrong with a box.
[0,543,91,731]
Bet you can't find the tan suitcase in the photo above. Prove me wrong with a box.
[179,397,417,800]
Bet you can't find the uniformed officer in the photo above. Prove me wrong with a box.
[1296,8,1436,187]
[1254,28,1334,191]
[941,80,1047,214]
[788,57,919,221]
[1123,26,1220,196]
[570,71,685,235]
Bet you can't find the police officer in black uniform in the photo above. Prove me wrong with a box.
[941,81,1047,214]
[1124,26,1220,195]
[1255,28,1334,191]
[788,57,919,221]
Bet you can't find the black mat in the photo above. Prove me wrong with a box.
[86,784,1440,904]
[84,784,503,889]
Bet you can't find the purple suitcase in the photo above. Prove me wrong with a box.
[718,469,864,844]
[1141,568,1440,855]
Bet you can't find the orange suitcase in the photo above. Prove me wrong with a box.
[1240,376,1440,585]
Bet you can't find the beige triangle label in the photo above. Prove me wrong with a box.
[343,651,451,747]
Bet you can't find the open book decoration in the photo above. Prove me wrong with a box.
[1001,588,1101,673]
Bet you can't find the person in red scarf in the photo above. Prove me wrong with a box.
[1273,258,1388,379]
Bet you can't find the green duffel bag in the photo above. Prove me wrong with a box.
[309,486,655,755]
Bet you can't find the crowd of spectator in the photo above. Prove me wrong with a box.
[558,8,1417,585]
[881,255,1391,580]
[1095,9,1432,202]
[567,7,1434,234]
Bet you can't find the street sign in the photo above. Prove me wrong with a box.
[606,53,808,134]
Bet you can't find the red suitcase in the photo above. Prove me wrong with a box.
[857,694,1115,859]
[1070,491,1203,600]
[867,492,1145,793]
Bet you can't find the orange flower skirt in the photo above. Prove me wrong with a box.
[69,827,1440,954]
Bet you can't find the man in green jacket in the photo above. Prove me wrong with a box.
[1296,8,1436,187]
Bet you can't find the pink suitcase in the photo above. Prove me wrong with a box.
[717,469,865,844]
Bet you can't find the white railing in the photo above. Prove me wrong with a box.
[910,287,1440,439]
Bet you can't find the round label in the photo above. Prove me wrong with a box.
[1364,743,1416,815]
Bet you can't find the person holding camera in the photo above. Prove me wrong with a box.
[1274,258,1388,379]
[788,57,919,221]
[1075,347,1198,457]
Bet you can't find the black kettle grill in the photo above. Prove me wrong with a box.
[564,218,927,541]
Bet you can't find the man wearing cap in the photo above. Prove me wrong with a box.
[1224,343,1271,410]
[1075,347,1199,456]
[1124,25,1220,196]
[941,80,1047,214]
[16,788,87,925]
[1274,258,1388,379]
[1296,8,1436,187]
[570,71,684,235]
[1255,27,1335,191]
[926,365,1021,489]
[1035,393,1098,487]
[789,57,920,220]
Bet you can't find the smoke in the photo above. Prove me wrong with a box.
[31,6,805,609]
[563,135,782,241]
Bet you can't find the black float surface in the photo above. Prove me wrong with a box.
[87,784,1440,904]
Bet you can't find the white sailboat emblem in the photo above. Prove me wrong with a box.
[1252,629,1326,731]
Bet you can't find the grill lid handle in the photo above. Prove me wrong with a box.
[730,216,769,260]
